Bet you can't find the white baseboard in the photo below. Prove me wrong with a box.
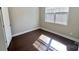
[12,26,40,37]
[40,27,79,42]
[12,26,79,42]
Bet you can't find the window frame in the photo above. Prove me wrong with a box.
[45,7,69,26]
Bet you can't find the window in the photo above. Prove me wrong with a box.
[45,7,69,25]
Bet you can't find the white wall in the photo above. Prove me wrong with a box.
[39,7,79,41]
[8,7,79,42]
[8,7,39,36]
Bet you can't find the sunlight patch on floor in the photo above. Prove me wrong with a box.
[39,34,51,44]
[33,34,67,51]
[51,39,66,51]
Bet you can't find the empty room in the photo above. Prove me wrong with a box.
[0,7,79,51]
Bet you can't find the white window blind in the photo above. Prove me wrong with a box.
[45,14,54,23]
[45,7,69,25]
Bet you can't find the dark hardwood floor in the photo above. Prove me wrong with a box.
[8,29,77,51]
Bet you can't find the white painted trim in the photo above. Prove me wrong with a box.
[40,27,79,42]
[12,26,40,37]
[12,26,79,42]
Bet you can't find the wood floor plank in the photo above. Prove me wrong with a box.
[8,29,76,51]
